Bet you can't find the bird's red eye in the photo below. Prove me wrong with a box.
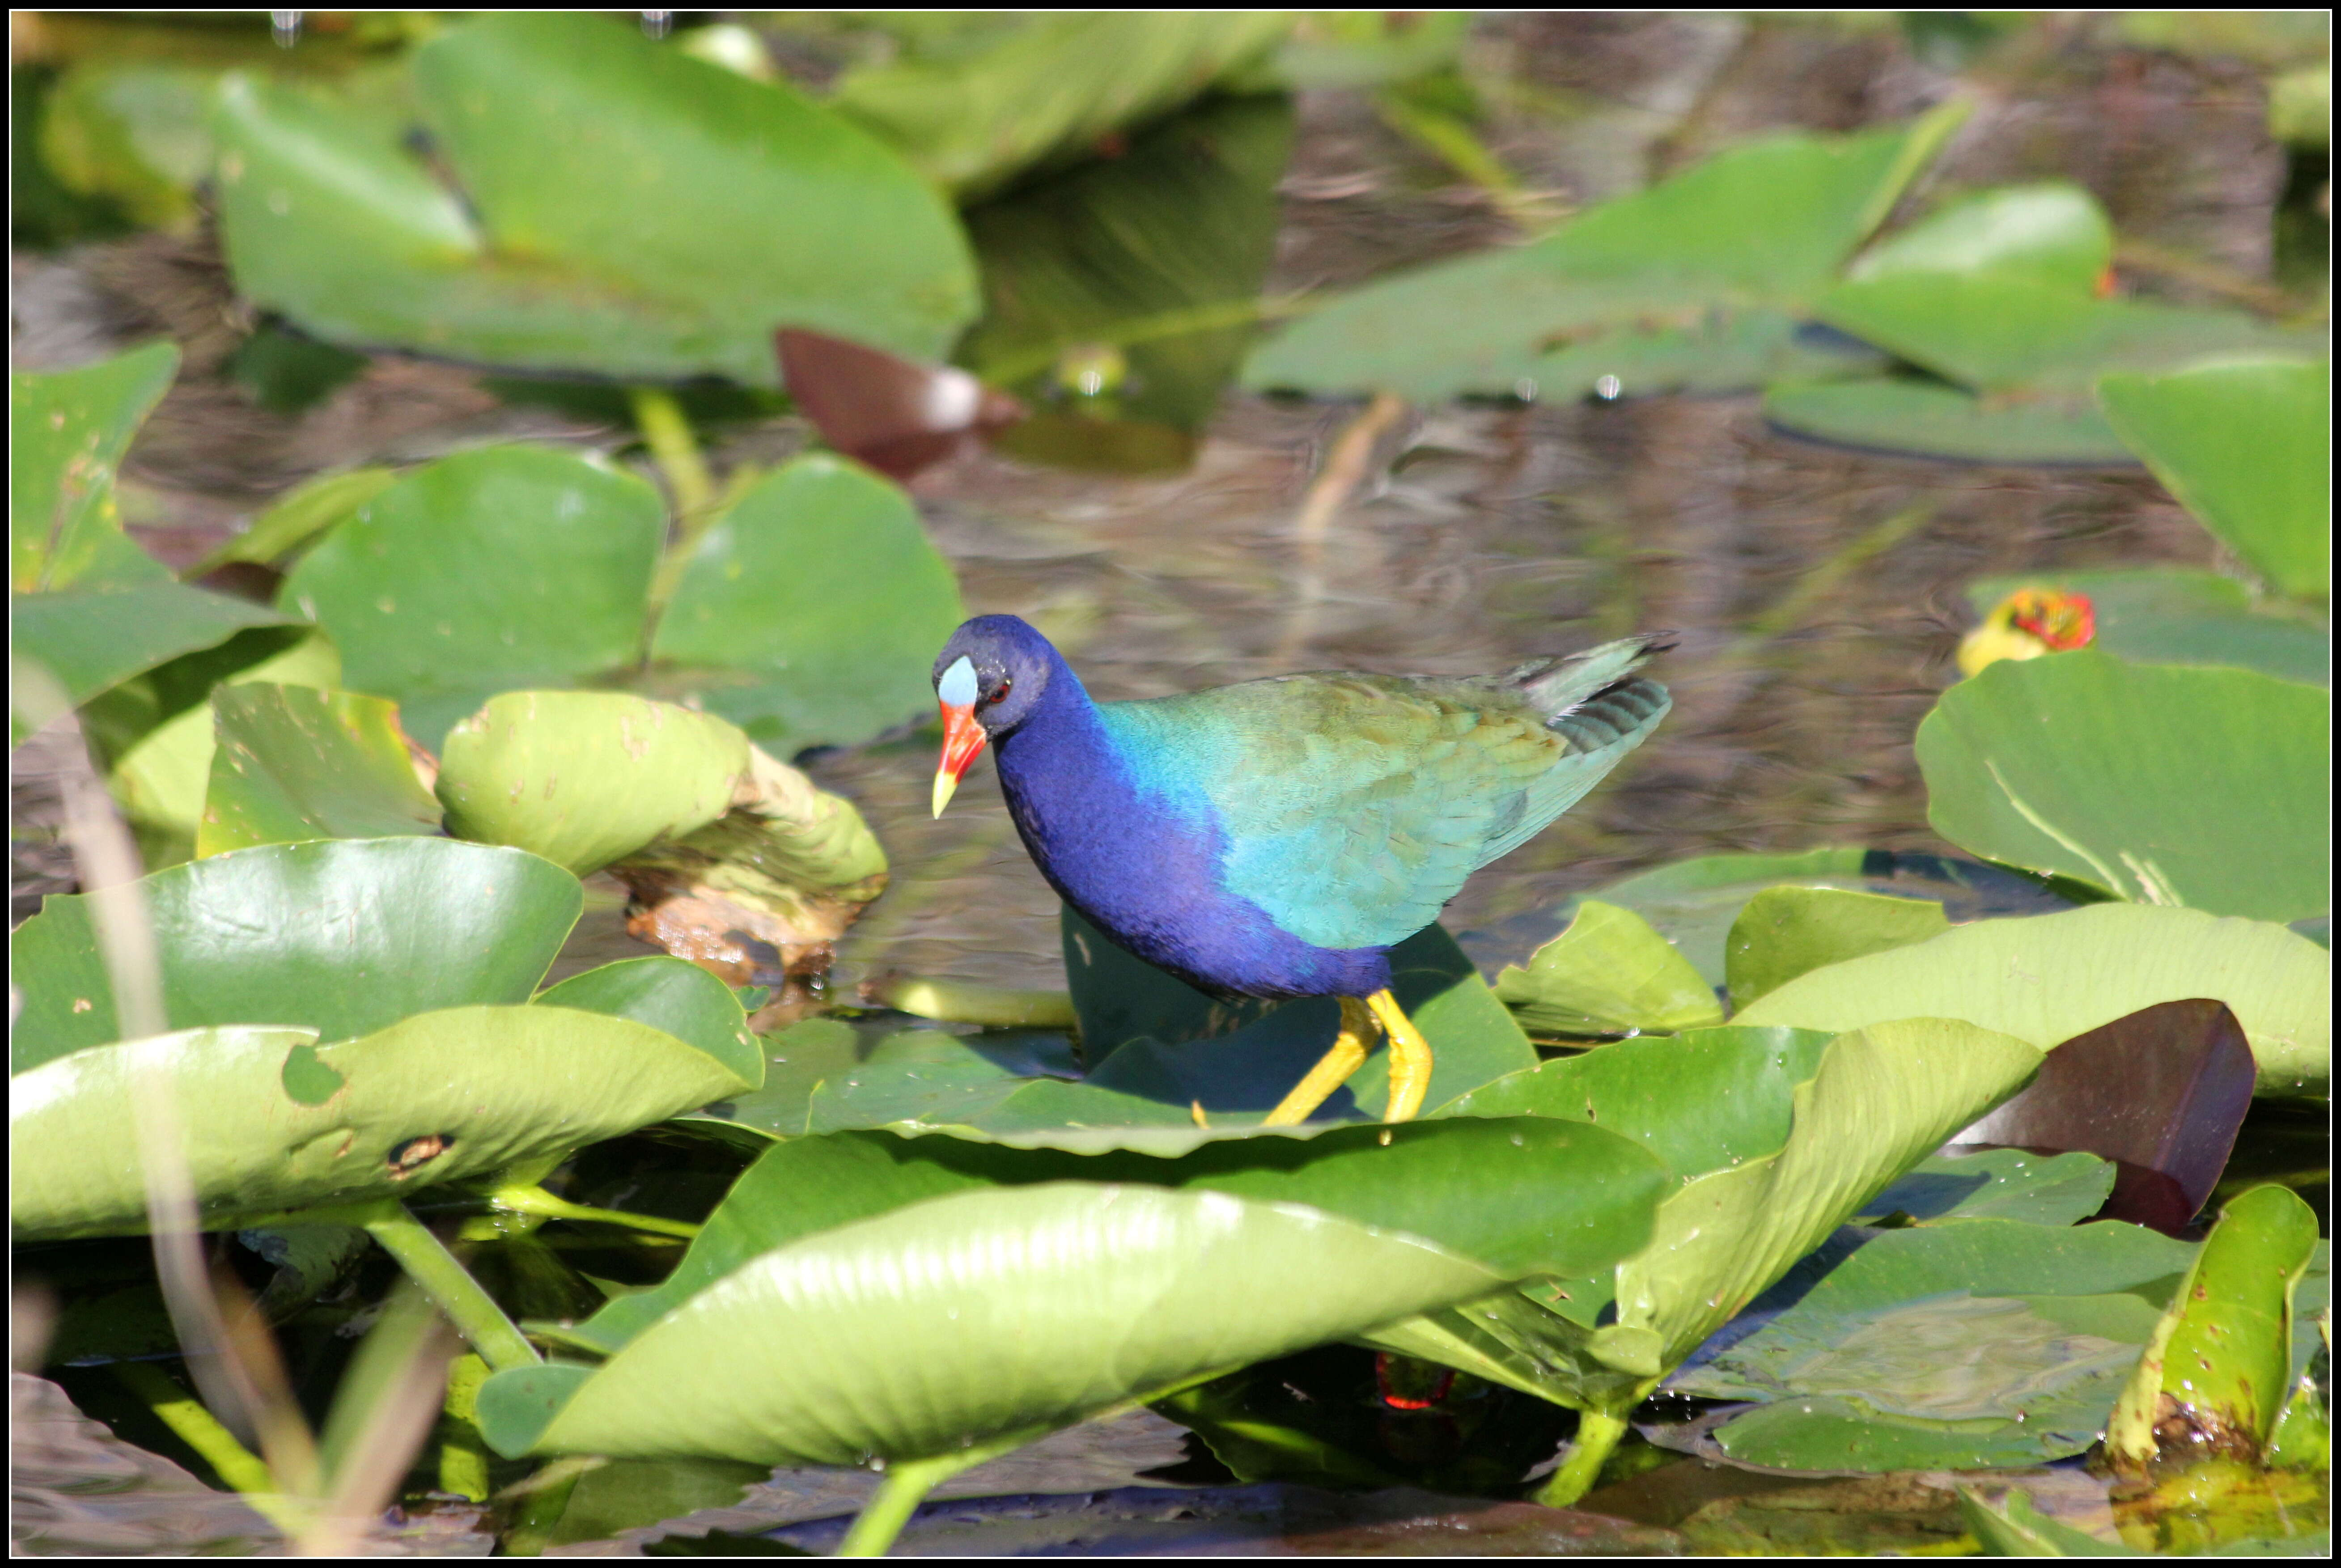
[985,678,1012,708]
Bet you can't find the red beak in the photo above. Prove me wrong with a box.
[931,702,987,817]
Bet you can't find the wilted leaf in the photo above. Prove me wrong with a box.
[648,455,966,750]
[10,837,581,1074]
[10,1005,755,1240]
[1492,899,1724,1037]
[1735,904,2330,1098]
[277,445,665,748]
[1917,651,2328,924]
[198,682,441,856]
[2097,358,2329,602]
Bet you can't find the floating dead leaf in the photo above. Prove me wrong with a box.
[777,327,1025,480]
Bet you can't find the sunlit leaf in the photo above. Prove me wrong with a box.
[1917,651,2328,923]
[9,837,581,1074]
[1736,904,2330,1098]
[648,455,966,750]
[277,445,665,748]
[1491,899,1723,1036]
[10,1004,755,1239]
[1848,182,2112,294]
[435,692,748,877]
[10,341,178,593]
[1725,886,1951,1009]
[1857,1148,2117,1228]
[198,682,441,856]
[2097,358,2329,602]
[534,955,763,1093]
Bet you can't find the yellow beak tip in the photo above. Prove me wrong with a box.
[931,771,959,818]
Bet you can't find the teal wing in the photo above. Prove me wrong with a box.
[1100,671,1668,951]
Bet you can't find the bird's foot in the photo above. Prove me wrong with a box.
[1262,996,1377,1126]
[1367,989,1433,1122]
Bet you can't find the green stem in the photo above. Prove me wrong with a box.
[1531,1407,1630,1509]
[835,1437,1030,1558]
[488,1184,703,1241]
[629,385,713,519]
[111,1362,309,1534]
[356,1202,540,1373]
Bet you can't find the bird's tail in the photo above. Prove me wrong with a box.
[1504,634,1675,723]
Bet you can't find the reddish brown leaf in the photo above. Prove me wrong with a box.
[776,327,1024,480]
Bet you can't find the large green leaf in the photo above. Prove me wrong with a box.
[1371,1019,2043,1411]
[10,1004,755,1240]
[1917,651,2328,923]
[571,1114,1667,1357]
[1846,182,2112,294]
[648,455,965,750]
[1243,106,1965,400]
[11,579,296,743]
[1490,899,1723,1037]
[534,956,763,1093]
[1735,904,2329,1098]
[198,682,442,856]
[435,692,748,877]
[1963,568,2328,687]
[276,445,664,748]
[213,15,977,382]
[1857,1148,2117,1228]
[1675,1217,2195,1471]
[2096,359,2329,602]
[1725,886,1951,1009]
[681,1022,1073,1141]
[831,13,1292,200]
[9,837,581,1074]
[483,1182,1507,1466]
[1061,906,1536,1123]
[10,341,178,593]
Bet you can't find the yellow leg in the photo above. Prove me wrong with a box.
[1367,989,1433,1123]
[1262,996,1376,1127]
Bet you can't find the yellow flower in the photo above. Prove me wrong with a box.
[1957,587,2096,677]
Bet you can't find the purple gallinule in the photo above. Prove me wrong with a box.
[930,615,1671,1123]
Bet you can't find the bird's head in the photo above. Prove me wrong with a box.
[930,614,1056,816]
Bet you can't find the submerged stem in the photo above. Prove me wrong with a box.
[110,1362,308,1534]
[355,1202,540,1373]
[487,1184,703,1241]
[1531,1406,1631,1509]
[835,1435,1032,1557]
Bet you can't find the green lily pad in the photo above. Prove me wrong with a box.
[2097,358,2329,602]
[1816,276,2314,395]
[648,455,966,751]
[682,1022,1063,1140]
[831,13,1292,200]
[435,692,748,877]
[534,955,763,1094]
[11,340,178,593]
[481,1182,1508,1466]
[1491,899,1723,1037]
[1849,182,2113,294]
[1243,106,1967,401]
[9,837,581,1074]
[1735,904,2330,1098]
[1764,375,2140,465]
[277,445,665,748]
[188,466,397,576]
[2107,1183,2322,1465]
[1522,309,1887,405]
[11,578,297,744]
[198,682,442,856]
[1917,651,2329,923]
[1857,1148,2118,1228]
[569,1114,1668,1358]
[9,1004,755,1240]
[1061,906,1536,1124]
[1383,1019,2041,1417]
[1676,1217,2193,1470]
[1725,886,1951,1010]
[1963,568,2328,687]
[103,632,342,861]
[214,14,977,383]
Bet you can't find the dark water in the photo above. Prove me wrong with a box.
[10,11,2321,1556]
